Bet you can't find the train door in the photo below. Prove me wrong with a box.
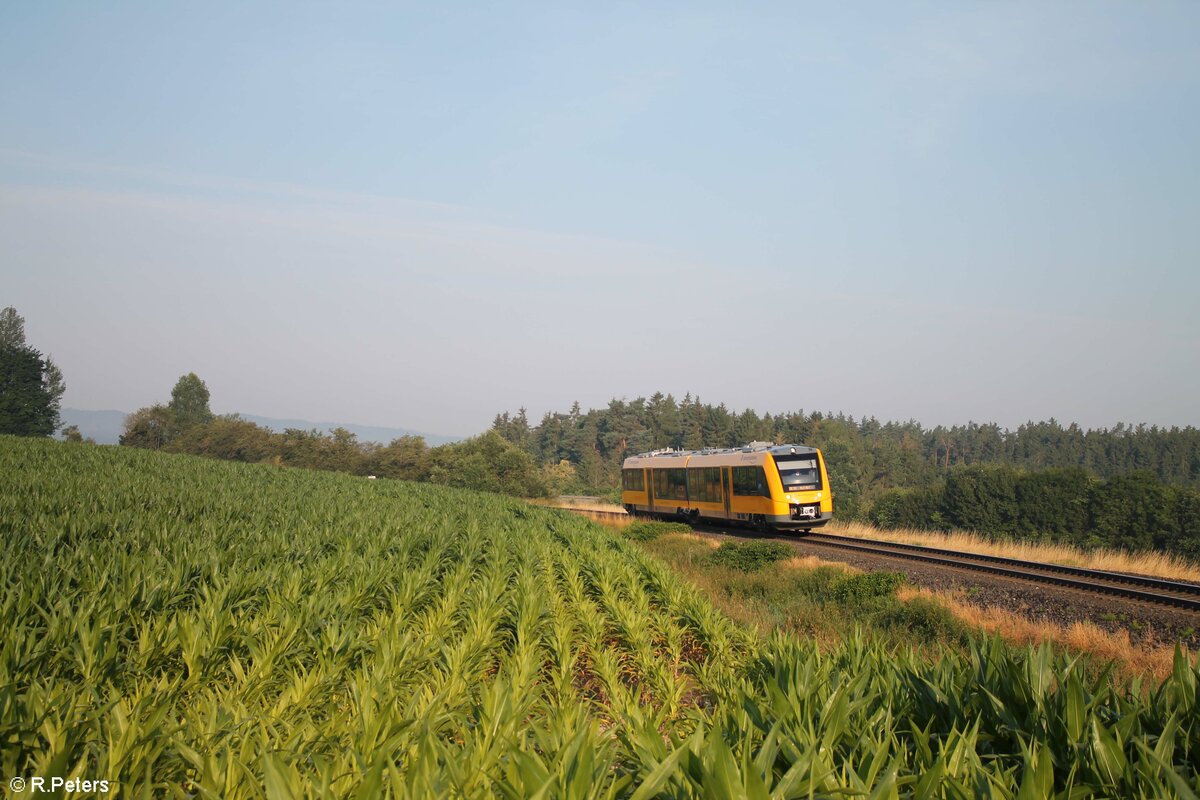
[722,468,732,517]
[647,469,655,513]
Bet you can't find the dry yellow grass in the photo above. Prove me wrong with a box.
[531,496,629,514]
[574,510,632,527]
[782,554,857,572]
[664,531,720,549]
[528,498,631,527]
[830,520,1200,583]
[896,585,1188,681]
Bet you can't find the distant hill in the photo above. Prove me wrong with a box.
[238,414,462,446]
[59,408,463,447]
[59,409,127,444]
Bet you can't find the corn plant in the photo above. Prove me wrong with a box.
[1,436,1197,797]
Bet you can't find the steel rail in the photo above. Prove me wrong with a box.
[804,532,1200,595]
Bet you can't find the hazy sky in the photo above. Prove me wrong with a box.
[2,2,1197,436]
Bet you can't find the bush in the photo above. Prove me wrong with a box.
[868,487,936,529]
[1014,467,1090,539]
[168,415,277,463]
[622,521,692,542]
[427,431,550,497]
[830,571,906,605]
[707,540,793,572]
[943,466,1020,535]
[877,596,968,643]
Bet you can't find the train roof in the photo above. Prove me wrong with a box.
[622,442,818,469]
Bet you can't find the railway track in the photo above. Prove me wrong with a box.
[541,506,1200,612]
[796,532,1200,612]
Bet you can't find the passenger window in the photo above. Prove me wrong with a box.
[732,467,770,497]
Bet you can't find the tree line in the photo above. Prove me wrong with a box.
[869,466,1200,556]
[493,394,1200,508]
[120,373,553,497]
[492,393,1200,554]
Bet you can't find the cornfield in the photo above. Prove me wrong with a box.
[2,436,1197,797]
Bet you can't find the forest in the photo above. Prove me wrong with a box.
[868,467,1200,555]
[492,393,1200,554]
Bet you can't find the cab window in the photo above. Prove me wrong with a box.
[775,457,821,491]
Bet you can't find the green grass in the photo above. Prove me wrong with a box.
[3,436,1199,797]
[830,570,907,605]
[642,535,963,647]
[620,520,692,543]
[706,540,793,572]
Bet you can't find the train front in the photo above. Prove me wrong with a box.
[769,446,833,529]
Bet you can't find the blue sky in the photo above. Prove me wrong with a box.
[2,2,1197,435]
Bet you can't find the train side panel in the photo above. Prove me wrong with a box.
[622,444,833,532]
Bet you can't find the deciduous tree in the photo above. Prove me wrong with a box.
[120,404,176,449]
[169,373,214,428]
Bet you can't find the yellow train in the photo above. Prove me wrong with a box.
[621,442,833,531]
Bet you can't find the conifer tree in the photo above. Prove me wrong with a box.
[0,307,64,437]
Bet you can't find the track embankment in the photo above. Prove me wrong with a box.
[541,506,1200,646]
[696,526,1200,648]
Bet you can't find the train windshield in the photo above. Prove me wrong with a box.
[775,457,821,491]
